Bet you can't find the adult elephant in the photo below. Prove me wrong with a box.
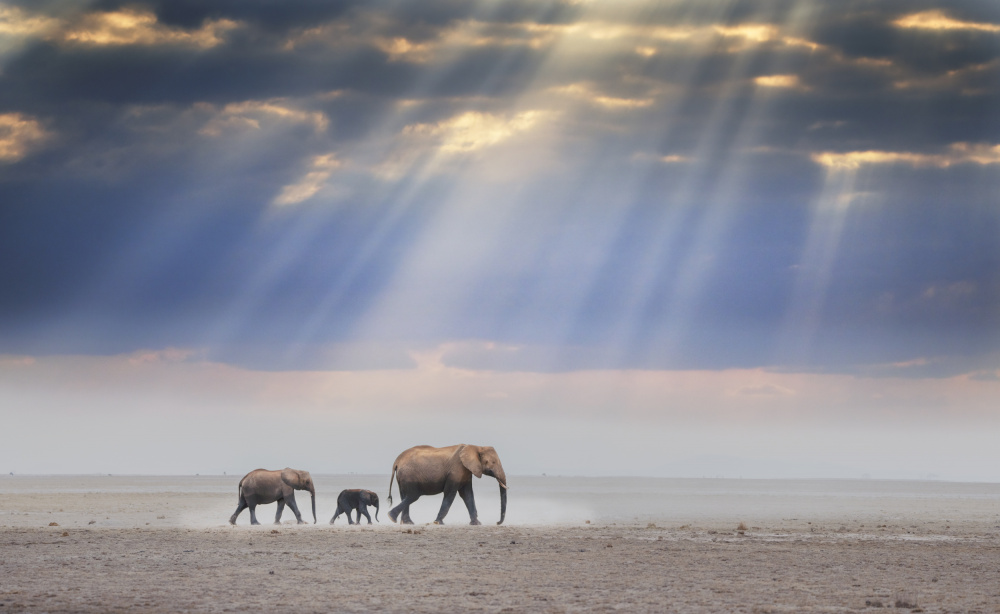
[387,444,507,525]
[228,468,316,525]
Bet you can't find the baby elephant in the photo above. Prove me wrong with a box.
[330,489,379,525]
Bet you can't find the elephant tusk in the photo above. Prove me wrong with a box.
[498,481,508,490]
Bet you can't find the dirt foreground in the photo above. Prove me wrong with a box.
[3,521,1000,613]
[3,477,1000,613]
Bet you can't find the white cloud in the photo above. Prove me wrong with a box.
[811,143,1000,169]
[286,18,567,62]
[0,5,60,38]
[272,154,341,206]
[713,23,778,43]
[551,83,654,109]
[893,11,1000,33]
[61,8,239,48]
[403,110,546,154]
[126,348,199,366]
[0,113,50,163]
[658,154,690,164]
[199,100,328,137]
[754,74,806,90]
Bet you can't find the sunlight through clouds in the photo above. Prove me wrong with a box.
[3,0,1000,478]
[780,166,860,362]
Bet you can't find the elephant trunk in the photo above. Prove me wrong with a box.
[495,466,508,525]
[498,482,507,525]
[310,488,317,524]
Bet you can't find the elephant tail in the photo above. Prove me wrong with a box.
[387,463,397,507]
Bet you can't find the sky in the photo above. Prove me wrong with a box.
[1,0,999,480]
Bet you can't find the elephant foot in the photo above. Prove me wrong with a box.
[251,521,260,526]
[387,510,398,523]
[433,520,444,525]
[228,518,237,526]
[273,521,281,525]
[402,518,414,525]
[469,519,481,526]
[296,519,306,525]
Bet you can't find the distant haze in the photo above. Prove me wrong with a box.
[1,1,998,480]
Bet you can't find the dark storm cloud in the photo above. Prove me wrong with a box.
[1,0,998,375]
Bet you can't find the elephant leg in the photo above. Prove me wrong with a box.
[346,504,356,525]
[389,494,419,524]
[229,497,248,525]
[434,487,459,525]
[330,504,343,525]
[249,504,260,526]
[359,506,372,524]
[274,499,286,525]
[388,498,406,523]
[400,498,416,525]
[458,483,480,525]
[286,492,305,524]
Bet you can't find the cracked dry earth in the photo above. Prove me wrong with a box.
[2,522,999,613]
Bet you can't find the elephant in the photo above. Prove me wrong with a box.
[228,468,316,525]
[387,444,507,526]
[330,489,379,525]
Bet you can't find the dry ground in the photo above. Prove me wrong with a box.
[2,521,999,613]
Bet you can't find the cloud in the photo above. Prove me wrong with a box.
[968,370,1000,382]
[658,154,690,164]
[631,152,692,164]
[0,5,60,38]
[893,11,1000,33]
[551,83,654,109]
[286,18,566,62]
[732,383,796,397]
[6,350,1000,430]
[753,74,807,90]
[198,100,329,137]
[0,355,35,368]
[60,8,239,48]
[0,113,50,163]
[272,154,341,206]
[403,110,545,154]
[713,24,778,43]
[126,348,198,366]
[374,36,435,63]
[811,143,1000,169]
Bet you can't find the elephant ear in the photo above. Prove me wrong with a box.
[280,468,302,488]
[459,445,483,478]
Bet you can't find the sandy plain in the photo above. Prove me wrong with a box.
[2,475,999,613]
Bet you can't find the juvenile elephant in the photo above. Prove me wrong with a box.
[387,444,507,525]
[330,489,379,525]
[228,468,316,525]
